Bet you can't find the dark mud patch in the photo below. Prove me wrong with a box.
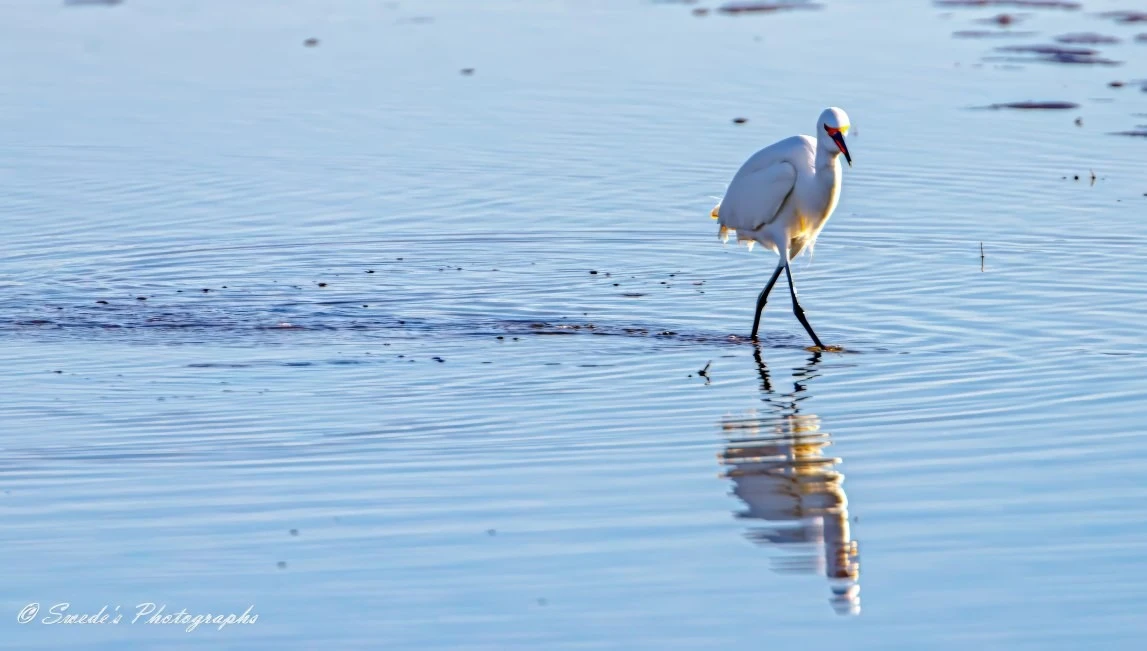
[0,298,844,351]
[498,320,824,350]
[978,100,1080,109]
[976,13,1024,25]
[953,29,1038,38]
[936,0,1079,9]
[990,53,1123,64]
[1098,11,1147,24]
[718,2,823,14]
[1055,32,1121,44]
[990,44,1123,64]
[997,44,1097,55]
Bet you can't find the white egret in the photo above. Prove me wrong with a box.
[711,107,853,349]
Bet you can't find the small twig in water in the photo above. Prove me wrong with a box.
[980,242,985,272]
[698,361,712,384]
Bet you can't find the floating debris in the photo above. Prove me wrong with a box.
[303,38,319,47]
[693,7,710,16]
[64,0,122,5]
[460,68,474,75]
[1075,116,1083,125]
[732,117,748,124]
[289,529,299,536]
[981,100,1080,109]
[1111,129,1147,137]
[718,2,823,14]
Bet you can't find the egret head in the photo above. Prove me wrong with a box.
[817,107,852,167]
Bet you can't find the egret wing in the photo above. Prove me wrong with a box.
[718,161,797,231]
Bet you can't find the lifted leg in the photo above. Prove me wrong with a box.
[784,263,824,349]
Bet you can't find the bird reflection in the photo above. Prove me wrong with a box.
[719,346,860,615]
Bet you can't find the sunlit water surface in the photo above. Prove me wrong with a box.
[2,0,1147,648]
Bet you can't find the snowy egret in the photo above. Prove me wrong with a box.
[711,107,852,348]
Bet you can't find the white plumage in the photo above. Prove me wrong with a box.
[711,107,853,348]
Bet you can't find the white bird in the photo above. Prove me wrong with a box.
[711,107,853,349]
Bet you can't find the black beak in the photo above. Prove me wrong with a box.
[832,132,852,167]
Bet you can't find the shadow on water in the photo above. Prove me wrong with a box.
[718,346,861,615]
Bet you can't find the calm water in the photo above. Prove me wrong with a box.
[3,0,1147,648]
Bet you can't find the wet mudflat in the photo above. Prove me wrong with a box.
[2,0,1147,649]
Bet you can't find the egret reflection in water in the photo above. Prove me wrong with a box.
[719,348,861,615]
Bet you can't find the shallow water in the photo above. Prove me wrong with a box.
[2,0,1147,648]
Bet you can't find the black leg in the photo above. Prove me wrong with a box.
[784,263,825,349]
[750,265,785,339]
